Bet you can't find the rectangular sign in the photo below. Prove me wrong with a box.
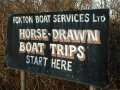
[6,9,109,87]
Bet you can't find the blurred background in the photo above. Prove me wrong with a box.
[0,0,120,90]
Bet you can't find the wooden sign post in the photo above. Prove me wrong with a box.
[20,71,25,90]
[89,85,96,90]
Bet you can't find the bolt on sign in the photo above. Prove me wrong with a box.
[5,9,109,88]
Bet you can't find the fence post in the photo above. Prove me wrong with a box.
[20,71,25,90]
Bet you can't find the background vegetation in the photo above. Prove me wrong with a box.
[0,0,120,90]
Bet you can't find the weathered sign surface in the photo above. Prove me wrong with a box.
[5,9,109,87]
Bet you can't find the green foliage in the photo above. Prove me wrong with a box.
[0,71,5,78]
